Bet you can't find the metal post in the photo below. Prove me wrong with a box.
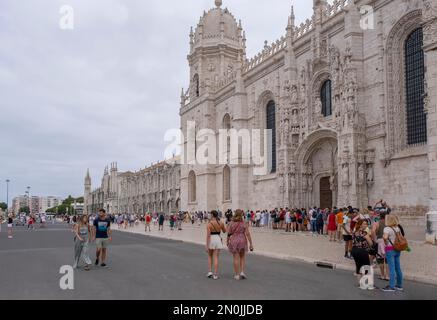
[27,186,31,215]
[6,179,10,214]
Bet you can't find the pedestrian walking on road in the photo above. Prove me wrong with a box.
[92,209,112,267]
[206,210,226,280]
[27,215,34,231]
[73,215,92,271]
[7,215,13,239]
[227,209,254,280]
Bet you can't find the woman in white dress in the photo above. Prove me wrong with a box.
[205,210,226,280]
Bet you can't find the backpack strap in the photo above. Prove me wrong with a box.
[388,226,399,246]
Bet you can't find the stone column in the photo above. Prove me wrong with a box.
[424,0,437,244]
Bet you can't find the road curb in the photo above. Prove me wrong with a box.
[115,228,437,286]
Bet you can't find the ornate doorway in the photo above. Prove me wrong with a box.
[319,177,332,209]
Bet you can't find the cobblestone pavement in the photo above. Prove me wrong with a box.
[118,222,437,285]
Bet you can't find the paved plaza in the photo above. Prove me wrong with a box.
[0,222,436,300]
[115,221,437,285]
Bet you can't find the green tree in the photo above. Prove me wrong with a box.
[0,202,7,211]
[57,204,68,215]
[46,207,57,213]
[62,195,75,206]
[19,206,30,214]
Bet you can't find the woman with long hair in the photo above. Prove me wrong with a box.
[73,215,92,271]
[351,219,373,285]
[227,209,254,280]
[205,210,226,280]
[382,214,404,292]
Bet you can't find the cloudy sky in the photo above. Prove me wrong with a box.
[0,0,316,201]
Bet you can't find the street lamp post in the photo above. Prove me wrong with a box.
[27,186,31,215]
[6,179,10,214]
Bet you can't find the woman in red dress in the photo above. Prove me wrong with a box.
[327,209,337,242]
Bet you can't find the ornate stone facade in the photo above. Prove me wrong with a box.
[83,0,437,241]
[84,158,181,215]
[178,0,436,232]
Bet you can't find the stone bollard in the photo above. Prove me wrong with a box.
[426,212,437,245]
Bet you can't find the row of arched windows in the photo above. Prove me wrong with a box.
[188,166,231,203]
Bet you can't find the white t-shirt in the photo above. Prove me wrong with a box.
[342,216,351,235]
[384,226,400,244]
[309,209,316,221]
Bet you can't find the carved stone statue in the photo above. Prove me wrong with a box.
[358,163,365,186]
[342,163,350,186]
[329,174,337,191]
[307,174,313,192]
[302,174,308,191]
[366,164,374,185]
[287,162,295,174]
[290,174,296,191]
[299,84,306,104]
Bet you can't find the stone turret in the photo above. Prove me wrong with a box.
[186,0,245,101]
[84,169,91,214]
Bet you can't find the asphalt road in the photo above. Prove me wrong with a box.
[0,223,436,300]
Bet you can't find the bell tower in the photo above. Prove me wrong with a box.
[84,169,91,215]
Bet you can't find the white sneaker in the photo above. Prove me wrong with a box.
[240,272,247,280]
[206,272,213,278]
[234,275,240,280]
[213,275,219,280]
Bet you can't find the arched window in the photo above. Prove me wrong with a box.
[405,28,426,145]
[223,114,231,163]
[193,74,200,98]
[266,100,277,173]
[321,80,332,117]
[223,113,231,129]
[223,165,231,201]
[188,170,196,203]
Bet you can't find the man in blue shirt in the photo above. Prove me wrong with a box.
[92,209,112,267]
